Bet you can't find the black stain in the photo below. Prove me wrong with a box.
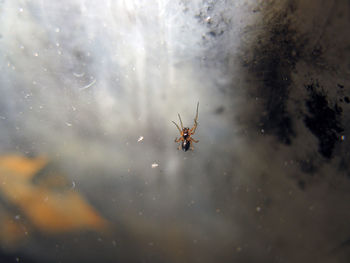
[298,179,306,190]
[304,82,344,159]
[0,248,39,263]
[339,238,350,248]
[332,237,350,254]
[242,3,305,145]
[338,158,350,179]
[195,2,228,41]
[298,159,317,175]
[214,106,225,114]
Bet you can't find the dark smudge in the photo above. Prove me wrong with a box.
[242,2,305,145]
[304,82,344,159]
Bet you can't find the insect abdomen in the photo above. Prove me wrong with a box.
[182,140,190,151]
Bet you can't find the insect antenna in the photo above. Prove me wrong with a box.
[194,102,199,124]
[177,113,184,129]
[172,121,182,133]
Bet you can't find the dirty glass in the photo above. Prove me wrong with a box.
[0,1,349,262]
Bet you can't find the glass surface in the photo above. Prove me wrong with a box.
[0,1,349,262]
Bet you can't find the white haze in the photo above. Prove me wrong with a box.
[0,0,349,262]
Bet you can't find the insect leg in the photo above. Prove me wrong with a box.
[175,137,182,143]
[191,138,199,143]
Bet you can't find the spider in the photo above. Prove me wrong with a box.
[172,102,199,151]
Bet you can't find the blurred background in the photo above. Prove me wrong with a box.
[0,0,350,262]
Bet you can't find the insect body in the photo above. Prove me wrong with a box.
[172,102,199,151]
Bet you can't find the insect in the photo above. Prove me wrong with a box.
[172,102,199,151]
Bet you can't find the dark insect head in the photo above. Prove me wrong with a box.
[183,128,189,138]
